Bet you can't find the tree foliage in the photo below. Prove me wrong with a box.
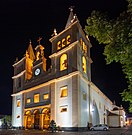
[85,0,132,112]
[1,115,12,127]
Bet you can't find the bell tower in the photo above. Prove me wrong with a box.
[34,37,47,72]
[49,8,92,80]
[25,40,35,80]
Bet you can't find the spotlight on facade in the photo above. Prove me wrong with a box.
[0,120,2,127]
[92,108,94,112]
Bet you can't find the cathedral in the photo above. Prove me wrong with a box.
[11,8,126,130]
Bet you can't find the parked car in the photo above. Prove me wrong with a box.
[90,124,109,131]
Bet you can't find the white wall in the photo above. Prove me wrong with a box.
[109,116,119,127]
[79,76,89,127]
[55,77,72,127]
[90,83,113,125]
[12,94,23,127]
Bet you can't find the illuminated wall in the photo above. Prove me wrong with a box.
[11,8,124,130]
[79,76,89,127]
[90,83,113,125]
[12,94,23,127]
[55,76,73,127]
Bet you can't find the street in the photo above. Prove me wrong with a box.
[0,125,132,135]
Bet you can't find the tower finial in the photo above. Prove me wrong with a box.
[54,28,57,36]
[15,57,18,63]
[69,6,74,12]
[29,39,32,45]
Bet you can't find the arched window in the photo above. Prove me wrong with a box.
[82,56,86,73]
[60,54,68,71]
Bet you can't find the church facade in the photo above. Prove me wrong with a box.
[11,9,126,130]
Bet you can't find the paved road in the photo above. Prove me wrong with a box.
[0,125,132,135]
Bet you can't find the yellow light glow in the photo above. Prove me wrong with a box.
[26,98,31,104]
[17,99,20,107]
[62,38,66,47]
[83,42,87,54]
[24,105,50,111]
[61,86,68,97]
[42,57,47,71]
[57,35,71,50]
[36,51,40,60]
[25,110,31,115]
[25,51,33,80]
[57,41,61,50]
[80,38,87,54]
[34,94,40,103]
[60,54,67,71]
[82,56,86,73]
[66,35,71,45]
[80,38,83,45]
[43,94,49,100]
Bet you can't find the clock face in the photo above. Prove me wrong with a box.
[35,68,41,76]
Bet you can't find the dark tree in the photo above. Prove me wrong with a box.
[85,0,132,112]
[49,120,57,132]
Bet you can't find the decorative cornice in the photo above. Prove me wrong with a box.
[11,71,80,96]
[11,70,113,106]
[13,57,25,67]
[24,104,50,112]
[12,70,25,79]
[49,21,78,42]
[49,41,79,58]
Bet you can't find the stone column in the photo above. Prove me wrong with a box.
[24,116,27,128]
[50,83,55,120]
[31,115,35,129]
[88,83,92,127]
[39,114,44,130]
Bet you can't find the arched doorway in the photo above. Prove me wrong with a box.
[42,108,50,129]
[25,110,32,129]
[92,100,100,126]
[34,109,40,129]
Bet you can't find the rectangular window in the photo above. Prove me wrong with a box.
[34,94,40,103]
[60,106,68,113]
[17,99,20,107]
[99,102,101,109]
[80,38,87,54]
[43,93,49,100]
[26,98,31,104]
[57,41,61,50]
[83,43,87,54]
[60,86,68,97]
[83,92,87,100]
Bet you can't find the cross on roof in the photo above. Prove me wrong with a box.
[37,37,42,45]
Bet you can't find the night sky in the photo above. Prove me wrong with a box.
[0,0,129,115]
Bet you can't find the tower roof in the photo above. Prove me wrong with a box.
[27,40,35,61]
[65,7,76,29]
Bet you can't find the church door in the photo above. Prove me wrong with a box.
[25,110,32,129]
[34,110,40,129]
[42,108,50,129]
